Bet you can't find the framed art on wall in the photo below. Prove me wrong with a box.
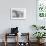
[37,0,46,20]
[10,8,26,19]
[36,0,46,27]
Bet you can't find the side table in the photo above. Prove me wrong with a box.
[4,33,18,46]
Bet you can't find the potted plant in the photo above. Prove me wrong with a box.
[33,32,46,43]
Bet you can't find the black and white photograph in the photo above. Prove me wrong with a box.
[11,8,26,19]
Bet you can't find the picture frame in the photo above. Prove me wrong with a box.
[10,8,26,19]
[37,0,46,20]
[36,0,46,26]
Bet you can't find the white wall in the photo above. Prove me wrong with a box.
[0,0,36,42]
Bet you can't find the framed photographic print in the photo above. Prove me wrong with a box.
[37,0,46,20]
[10,8,26,19]
[36,0,46,26]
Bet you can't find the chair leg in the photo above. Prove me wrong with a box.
[4,41,7,46]
[4,33,7,46]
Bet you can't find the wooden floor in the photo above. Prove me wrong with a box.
[0,42,46,46]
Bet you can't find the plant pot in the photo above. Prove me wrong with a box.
[37,39,45,44]
[40,39,45,43]
[37,39,40,43]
